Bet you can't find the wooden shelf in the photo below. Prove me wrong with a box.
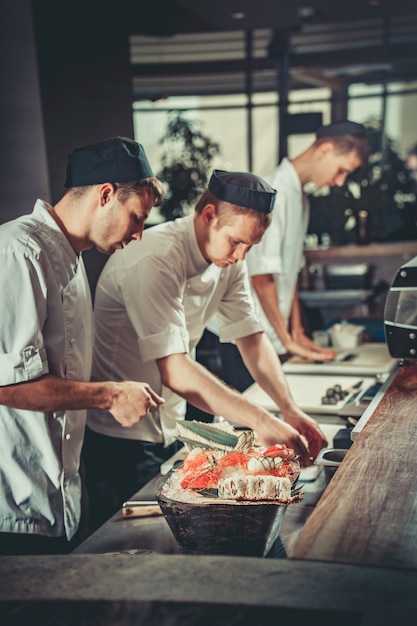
[304,241,417,263]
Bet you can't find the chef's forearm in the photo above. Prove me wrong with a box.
[236,332,297,415]
[251,274,292,348]
[0,374,118,412]
[157,353,273,430]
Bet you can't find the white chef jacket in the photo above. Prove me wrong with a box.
[0,200,94,540]
[245,158,310,354]
[88,214,263,446]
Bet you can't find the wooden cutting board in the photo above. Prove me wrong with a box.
[283,343,397,376]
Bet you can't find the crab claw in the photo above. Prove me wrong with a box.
[262,444,295,459]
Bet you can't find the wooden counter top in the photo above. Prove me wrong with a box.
[290,363,417,570]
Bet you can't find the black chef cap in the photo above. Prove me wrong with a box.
[316,120,366,139]
[208,170,277,214]
[64,136,154,187]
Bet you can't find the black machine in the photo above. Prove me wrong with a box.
[384,255,417,359]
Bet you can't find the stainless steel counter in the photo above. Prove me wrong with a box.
[73,468,327,557]
[73,475,180,556]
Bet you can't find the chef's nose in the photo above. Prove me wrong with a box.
[132,225,144,240]
[234,246,247,261]
[334,172,349,187]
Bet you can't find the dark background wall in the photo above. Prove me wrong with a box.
[0,0,49,224]
[0,0,134,224]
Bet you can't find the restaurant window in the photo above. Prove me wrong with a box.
[134,81,417,240]
[133,89,331,185]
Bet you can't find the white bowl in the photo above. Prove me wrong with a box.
[329,323,365,349]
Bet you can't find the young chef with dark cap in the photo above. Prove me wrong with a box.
[247,120,371,362]
[84,169,328,530]
[216,121,371,391]
[0,137,164,555]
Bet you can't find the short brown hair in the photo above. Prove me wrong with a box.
[314,133,370,166]
[68,177,164,207]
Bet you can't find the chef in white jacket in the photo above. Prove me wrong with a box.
[246,120,370,360]
[0,137,164,555]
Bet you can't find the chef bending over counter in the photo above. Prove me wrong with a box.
[82,169,327,533]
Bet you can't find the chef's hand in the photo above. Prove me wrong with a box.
[289,329,337,362]
[283,409,328,463]
[255,416,314,467]
[108,381,164,428]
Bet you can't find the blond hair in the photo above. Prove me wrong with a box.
[195,189,272,230]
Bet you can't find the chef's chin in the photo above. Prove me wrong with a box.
[96,244,117,255]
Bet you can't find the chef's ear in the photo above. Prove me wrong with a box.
[316,141,336,158]
[201,203,218,224]
[99,183,117,206]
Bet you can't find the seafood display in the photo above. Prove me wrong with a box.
[160,420,303,505]
[155,420,303,556]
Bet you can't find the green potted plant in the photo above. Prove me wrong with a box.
[157,112,221,221]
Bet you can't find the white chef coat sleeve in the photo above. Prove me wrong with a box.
[215,262,264,343]
[245,187,288,278]
[0,251,49,385]
[122,254,189,362]
[298,195,310,272]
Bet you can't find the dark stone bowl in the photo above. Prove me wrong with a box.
[155,473,288,557]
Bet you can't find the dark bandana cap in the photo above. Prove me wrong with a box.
[208,169,277,213]
[316,120,366,139]
[64,136,154,187]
